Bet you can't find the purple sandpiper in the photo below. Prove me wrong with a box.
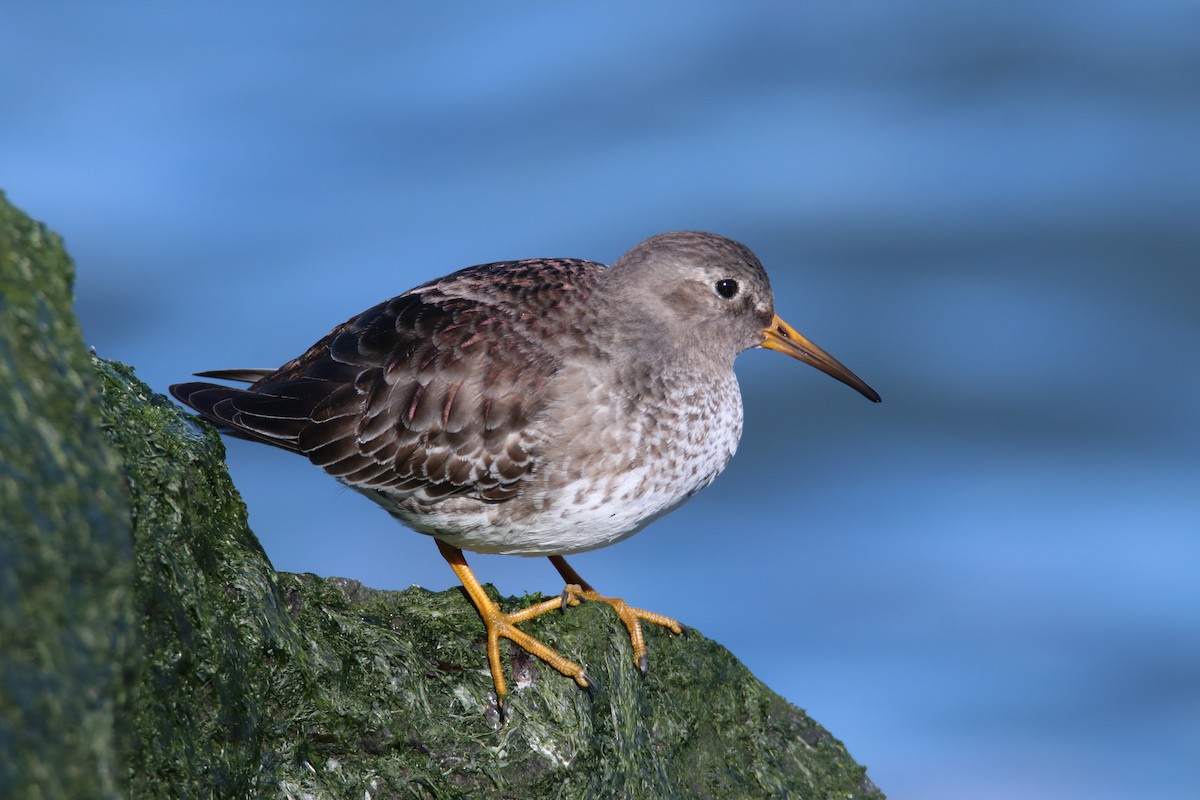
[170,231,880,714]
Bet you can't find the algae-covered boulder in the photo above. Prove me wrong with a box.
[0,191,883,799]
[0,193,135,800]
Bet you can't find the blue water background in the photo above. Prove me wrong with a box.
[3,3,1197,797]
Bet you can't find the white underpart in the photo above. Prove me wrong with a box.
[388,364,745,556]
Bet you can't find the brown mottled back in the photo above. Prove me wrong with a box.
[171,258,604,503]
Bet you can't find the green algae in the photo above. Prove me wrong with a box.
[1,190,883,799]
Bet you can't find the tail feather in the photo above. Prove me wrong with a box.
[169,380,306,453]
[193,368,275,384]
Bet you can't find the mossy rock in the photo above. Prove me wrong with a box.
[0,190,883,799]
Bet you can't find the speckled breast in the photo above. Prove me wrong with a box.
[376,364,746,557]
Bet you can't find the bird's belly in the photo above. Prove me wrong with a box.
[429,371,743,555]
[362,368,744,557]
[407,453,736,556]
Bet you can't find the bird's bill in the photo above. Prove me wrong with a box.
[761,314,881,402]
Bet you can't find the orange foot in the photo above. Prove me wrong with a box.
[437,541,591,718]
[549,555,685,674]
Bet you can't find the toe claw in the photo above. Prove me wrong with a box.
[636,653,649,675]
[579,672,597,697]
[560,583,583,612]
[493,692,508,726]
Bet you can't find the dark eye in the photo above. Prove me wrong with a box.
[715,279,739,299]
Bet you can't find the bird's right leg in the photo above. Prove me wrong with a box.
[548,555,684,674]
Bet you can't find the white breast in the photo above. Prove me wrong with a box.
[407,364,745,556]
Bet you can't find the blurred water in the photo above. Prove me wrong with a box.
[2,3,1197,798]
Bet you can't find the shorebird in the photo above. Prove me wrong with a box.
[170,231,880,715]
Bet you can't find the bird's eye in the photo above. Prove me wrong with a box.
[715,279,739,299]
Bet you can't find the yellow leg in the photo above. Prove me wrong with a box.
[436,540,591,715]
[548,555,684,674]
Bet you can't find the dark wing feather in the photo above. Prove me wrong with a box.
[170,258,602,504]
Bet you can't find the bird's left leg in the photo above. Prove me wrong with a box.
[548,555,684,673]
[437,540,590,715]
